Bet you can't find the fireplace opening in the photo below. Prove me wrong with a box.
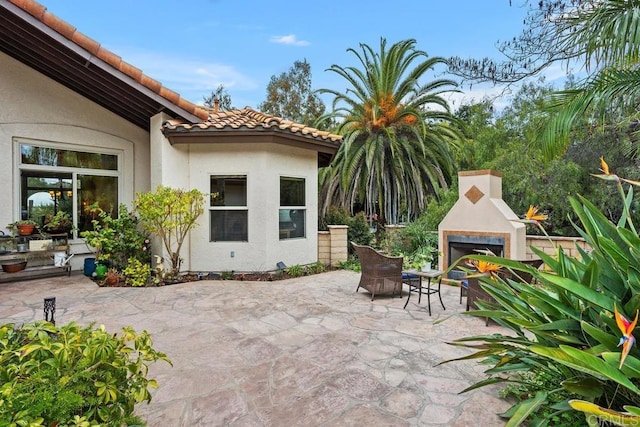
[446,235,505,278]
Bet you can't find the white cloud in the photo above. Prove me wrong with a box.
[269,34,310,46]
[107,46,259,104]
[443,83,516,112]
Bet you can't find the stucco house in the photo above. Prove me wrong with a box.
[0,0,341,273]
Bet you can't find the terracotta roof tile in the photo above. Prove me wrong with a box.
[95,47,121,69]
[70,31,100,53]
[11,0,45,19]
[163,108,342,144]
[119,62,143,82]
[42,12,74,38]
[8,0,209,122]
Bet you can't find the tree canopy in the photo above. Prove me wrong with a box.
[258,59,326,127]
[448,0,587,85]
[203,84,235,111]
[452,81,640,236]
[448,0,640,158]
[318,38,462,225]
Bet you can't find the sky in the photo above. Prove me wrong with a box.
[38,0,567,112]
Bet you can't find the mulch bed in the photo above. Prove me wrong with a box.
[95,267,337,287]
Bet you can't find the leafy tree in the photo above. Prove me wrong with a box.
[134,186,205,279]
[541,0,640,157]
[417,186,458,232]
[452,82,640,236]
[448,1,640,158]
[203,84,235,111]
[448,1,583,85]
[258,59,326,126]
[318,38,462,225]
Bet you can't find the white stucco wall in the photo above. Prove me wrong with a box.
[150,135,320,272]
[0,52,150,268]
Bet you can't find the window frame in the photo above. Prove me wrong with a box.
[279,176,306,240]
[14,138,122,240]
[209,175,248,242]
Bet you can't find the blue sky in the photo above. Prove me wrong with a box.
[40,1,565,111]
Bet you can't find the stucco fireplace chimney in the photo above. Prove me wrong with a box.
[438,170,526,271]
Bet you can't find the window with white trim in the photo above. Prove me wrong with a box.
[210,175,248,241]
[279,177,305,239]
[18,141,120,237]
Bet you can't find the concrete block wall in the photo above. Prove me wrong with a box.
[317,225,349,267]
[318,231,331,265]
[328,225,348,266]
[526,235,590,259]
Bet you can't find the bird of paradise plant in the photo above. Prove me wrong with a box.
[592,157,640,234]
[514,204,556,248]
[466,258,501,279]
[615,304,638,369]
[524,205,548,223]
[442,157,640,426]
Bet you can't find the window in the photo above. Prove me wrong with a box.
[279,177,305,239]
[18,142,120,237]
[210,175,247,241]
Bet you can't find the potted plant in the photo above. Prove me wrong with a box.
[410,245,440,272]
[1,257,28,273]
[42,211,74,234]
[7,219,37,236]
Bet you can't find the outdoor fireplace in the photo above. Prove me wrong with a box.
[438,170,526,273]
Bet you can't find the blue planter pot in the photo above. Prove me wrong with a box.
[83,258,96,277]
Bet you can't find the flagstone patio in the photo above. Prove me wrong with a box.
[0,270,511,426]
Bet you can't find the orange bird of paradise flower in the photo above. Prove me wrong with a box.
[524,205,548,222]
[600,156,611,175]
[594,156,640,186]
[468,259,501,278]
[614,304,638,368]
[592,156,621,183]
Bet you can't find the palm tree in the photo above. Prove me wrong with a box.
[541,0,640,157]
[318,38,462,225]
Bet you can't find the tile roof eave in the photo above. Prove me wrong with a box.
[162,108,343,146]
[6,0,209,123]
[163,126,341,150]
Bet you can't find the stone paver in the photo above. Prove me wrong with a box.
[0,270,510,426]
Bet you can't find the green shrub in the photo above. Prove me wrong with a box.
[285,264,305,277]
[320,206,372,250]
[0,321,171,426]
[377,220,439,269]
[418,186,458,231]
[499,368,584,426]
[307,261,326,274]
[81,204,151,271]
[320,206,350,230]
[347,212,372,248]
[123,258,152,287]
[442,166,640,425]
[338,255,361,272]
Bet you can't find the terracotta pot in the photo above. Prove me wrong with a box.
[2,261,27,273]
[17,224,35,235]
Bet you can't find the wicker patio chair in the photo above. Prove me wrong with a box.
[466,258,545,325]
[352,242,404,301]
